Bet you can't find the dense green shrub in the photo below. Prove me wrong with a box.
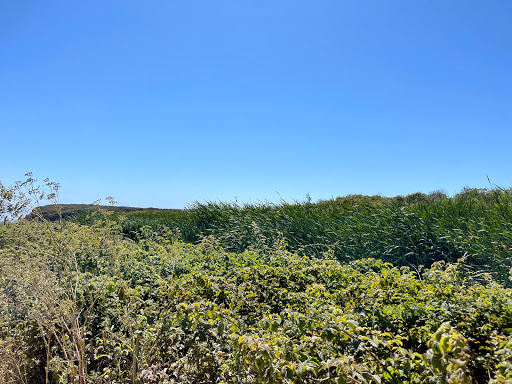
[3,176,512,382]
[101,188,512,286]
[2,218,512,383]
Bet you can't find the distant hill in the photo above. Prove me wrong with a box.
[24,204,175,222]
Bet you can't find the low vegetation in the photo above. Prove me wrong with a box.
[1,174,512,383]
[75,187,512,287]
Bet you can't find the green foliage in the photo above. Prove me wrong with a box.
[3,175,512,383]
[2,218,512,383]
[95,188,512,286]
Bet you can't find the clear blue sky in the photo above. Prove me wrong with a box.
[1,1,511,208]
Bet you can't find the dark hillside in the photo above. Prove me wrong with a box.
[24,204,176,222]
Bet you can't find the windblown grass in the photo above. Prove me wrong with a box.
[73,188,512,286]
[4,175,512,383]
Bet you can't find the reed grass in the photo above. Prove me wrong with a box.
[73,188,512,285]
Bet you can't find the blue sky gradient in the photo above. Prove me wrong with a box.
[1,1,511,208]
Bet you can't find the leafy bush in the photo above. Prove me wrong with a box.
[2,217,512,383]
[2,175,512,383]
[107,188,512,286]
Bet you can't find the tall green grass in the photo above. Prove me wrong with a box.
[74,188,512,285]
